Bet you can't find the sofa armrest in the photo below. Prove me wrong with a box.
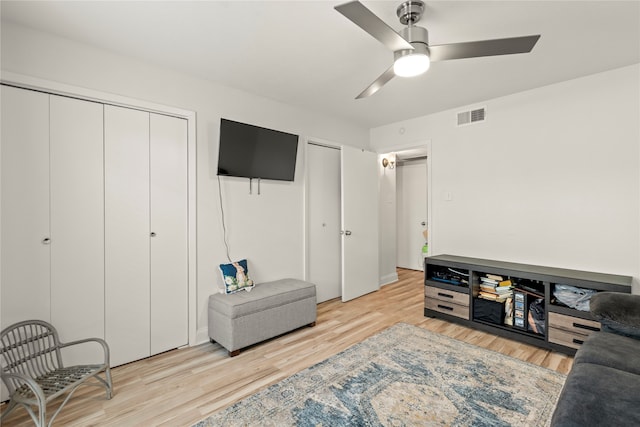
[590,292,640,339]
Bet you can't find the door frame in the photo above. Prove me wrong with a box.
[396,156,428,270]
[377,140,433,270]
[1,72,198,347]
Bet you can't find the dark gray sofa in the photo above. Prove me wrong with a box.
[551,292,640,426]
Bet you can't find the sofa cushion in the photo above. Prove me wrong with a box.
[573,331,640,376]
[208,278,316,319]
[590,292,640,339]
[551,363,640,427]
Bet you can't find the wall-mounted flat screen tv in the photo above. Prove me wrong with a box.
[217,118,299,182]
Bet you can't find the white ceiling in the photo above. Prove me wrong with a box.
[2,1,639,129]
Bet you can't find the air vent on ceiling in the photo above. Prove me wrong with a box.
[457,107,486,126]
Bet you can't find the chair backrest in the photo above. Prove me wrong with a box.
[0,320,63,394]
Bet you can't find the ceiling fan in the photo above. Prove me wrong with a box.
[335,0,540,99]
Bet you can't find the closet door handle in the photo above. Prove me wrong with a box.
[150,232,157,237]
[42,237,51,245]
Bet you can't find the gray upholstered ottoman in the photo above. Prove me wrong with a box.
[208,278,317,356]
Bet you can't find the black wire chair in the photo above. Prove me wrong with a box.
[0,319,112,426]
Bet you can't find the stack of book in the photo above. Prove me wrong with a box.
[478,274,513,302]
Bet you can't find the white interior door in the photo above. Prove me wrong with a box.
[307,143,341,303]
[105,105,151,366]
[50,95,105,365]
[396,159,427,270]
[150,113,188,354]
[0,86,51,327]
[341,146,379,301]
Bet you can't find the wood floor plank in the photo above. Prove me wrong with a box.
[0,268,573,426]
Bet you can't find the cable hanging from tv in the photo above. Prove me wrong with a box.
[217,175,233,263]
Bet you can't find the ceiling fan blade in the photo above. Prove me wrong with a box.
[356,65,395,99]
[429,35,541,62]
[335,1,414,52]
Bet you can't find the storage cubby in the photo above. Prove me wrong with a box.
[472,298,505,325]
[425,264,469,288]
[549,282,597,313]
[424,255,632,355]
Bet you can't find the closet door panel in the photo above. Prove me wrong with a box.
[50,95,105,364]
[0,86,50,327]
[105,105,150,366]
[307,143,341,303]
[149,114,188,354]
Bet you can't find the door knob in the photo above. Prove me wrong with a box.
[42,237,51,245]
[421,222,426,226]
[150,232,157,237]
[345,230,352,236]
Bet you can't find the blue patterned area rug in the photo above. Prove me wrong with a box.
[194,323,565,426]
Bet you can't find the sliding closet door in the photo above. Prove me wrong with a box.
[105,105,151,366]
[0,86,50,327]
[149,114,188,354]
[50,95,105,364]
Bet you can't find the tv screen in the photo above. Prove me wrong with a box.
[217,118,299,181]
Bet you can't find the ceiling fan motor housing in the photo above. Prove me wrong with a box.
[395,25,430,62]
[400,25,428,45]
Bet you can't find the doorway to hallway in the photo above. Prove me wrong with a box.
[396,155,428,271]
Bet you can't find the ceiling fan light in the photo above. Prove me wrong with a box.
[393,53,430,77]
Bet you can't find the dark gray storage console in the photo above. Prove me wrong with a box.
[424,254,633,355]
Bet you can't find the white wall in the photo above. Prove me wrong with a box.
[1,22,369,342]
[372,64,640,293]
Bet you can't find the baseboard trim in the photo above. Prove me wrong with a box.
[196,327,210,346]
[379,272,399,287]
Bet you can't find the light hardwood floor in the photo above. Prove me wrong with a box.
[1,268,573,426]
